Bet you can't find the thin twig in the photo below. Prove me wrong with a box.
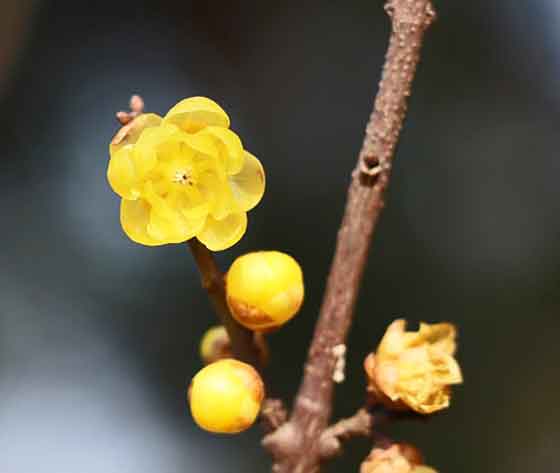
[263,1,436,471]
[116,94,144,125]
[319,408,375,460]
[187,238,262,368]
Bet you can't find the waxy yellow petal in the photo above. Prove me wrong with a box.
[198,126,244,175]
[143,182,206,243]
[164,97,230,133]
[197,212,247,251]
[120,198,163,246]
[197,171,234,220]
[229,151,265,212]
[107,145,141,200]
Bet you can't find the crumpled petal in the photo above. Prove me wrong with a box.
[164,97,230,133]
[198,126,245,175]
[228,151,265,212]
[366,319,462,415]
[120,198,163,246]
[197,212,247,251]
[377,319,408,358]
[418,322,457,355]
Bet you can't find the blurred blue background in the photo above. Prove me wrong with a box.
[1,1,559,472]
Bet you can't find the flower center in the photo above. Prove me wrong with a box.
[172,169,193,186]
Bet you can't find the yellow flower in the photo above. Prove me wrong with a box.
[107,97,265,251]
[188,358,265,434]
[226,251,304,331]
[364,319,463,414]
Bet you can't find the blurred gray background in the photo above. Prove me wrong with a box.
[1,1,559,472]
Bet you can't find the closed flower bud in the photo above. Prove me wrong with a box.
[364,319,463,415]
[199,325,269,366]
[361,444,436,473]
[226,251,304,331]
[188,359,265,434]
[199,326,232,364]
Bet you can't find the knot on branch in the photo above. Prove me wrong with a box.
[319,409,375,460]
[360,154,391,183]
[384,0,436,30]
[262,422,301,459]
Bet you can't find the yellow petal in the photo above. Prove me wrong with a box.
[228,151,265,212]
[183,133,224,176]
[174,187,210,220]
[110,113,162,156]
[143,182,206,243]
[198,126,244,175]
[146,211,191,244]
[430,352,463,385]
[197,212,247,251]
[133,122,181,168]
[197,171,234,220]
[419,322,457,355]
[107,145,140,200]
[164,97,230,133]
[377,319,408,360]
[120,198,163,246]
[184,132,220,158]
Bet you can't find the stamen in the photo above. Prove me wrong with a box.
[172,170,192,185]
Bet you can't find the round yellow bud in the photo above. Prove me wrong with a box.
[226,251,304,331]
[199,326,232,365]
[188,359,264,434]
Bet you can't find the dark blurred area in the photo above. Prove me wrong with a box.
[1,0,559,471]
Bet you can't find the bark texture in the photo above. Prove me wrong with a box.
[263,2,436,471]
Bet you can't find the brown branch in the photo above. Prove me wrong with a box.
[263,1,436,471]
[319,408,375,460]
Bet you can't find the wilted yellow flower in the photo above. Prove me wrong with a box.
[361,444,437,473]
[364,319,463,414]
[188,358,265,434]
[107,97,265,251]
[226,251,304,331]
